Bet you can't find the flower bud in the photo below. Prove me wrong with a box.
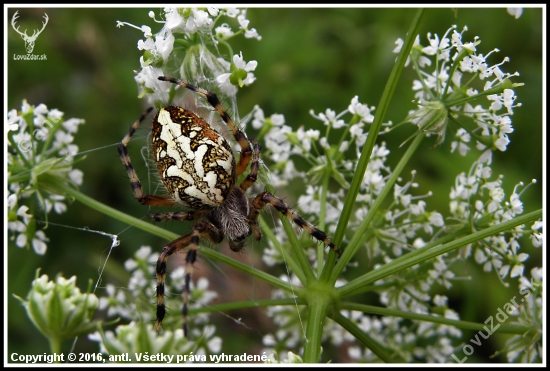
[14,270,99,344]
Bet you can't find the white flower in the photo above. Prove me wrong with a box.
[237,13,249,29]
[183,9,213,33]
[251,105,266,130]
[224,8,239,18]
[507,8,523,19]
[310,108,346,128]
[244,28,262,40]
[164,8,184,29]
[215,24,234,40]
[348,96,375,123]
[135,66,169,104]
[69,169,84,185]
[8,100,85,255]
[216,52,258,91]
[233,52,258,83]
[450,128,471,156]
[8,109,22,131]
[530,220,543,248]
[32,230,49,255]
[393,38,404,53]
[509,193,523,214]
[62,118,84,133]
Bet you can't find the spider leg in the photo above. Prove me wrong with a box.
[239,141,261,191]
[155,220,223,337]
[118,107,180,207]
[247,206,262,241]
[158,76,252,177]
[147,210,207,222]
[251,192,342,257]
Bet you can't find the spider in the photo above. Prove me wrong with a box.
[118,76,341,337]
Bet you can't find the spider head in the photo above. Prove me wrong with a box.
[207,187,252,252]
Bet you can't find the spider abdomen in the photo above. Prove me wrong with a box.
[152,106,236,209]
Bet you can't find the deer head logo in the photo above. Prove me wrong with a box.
[11,11,49,54]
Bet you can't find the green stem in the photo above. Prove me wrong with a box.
[259,217,306,284]
[263,183,316,285]
[323,8,426,279]
[317,169,330,276]
[330,312,401,362]
[188,297,304,315]
[8,131,34,168]
[329,132,426,284]
[446,78,517,107]
[440,44,473,99]
[49,337,62,358]
[39,117,65,159]
[339,302,529,334]
[337,209,542,298]
[302,290,330,362]
[339,227,467,298]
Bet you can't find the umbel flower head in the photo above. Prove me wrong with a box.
[394,25,522,155]
[90,322,222,363]
[13,270,99,345]
[117,7,260,108]
[7,100,85,255]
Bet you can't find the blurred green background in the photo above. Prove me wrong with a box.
[7,7,543,363]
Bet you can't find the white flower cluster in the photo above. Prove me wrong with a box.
[98,246,219,338]
[117,8,260,106]
[15,271,100,344]
[449,150,540,281]
[347,315,458,362]
[254,91,462,360]
[251,21,539,361]
[7,100,85,255]
[254,93,445,267]
[89,322,221,361]
[395,25,521,155]
[504,267,542,363]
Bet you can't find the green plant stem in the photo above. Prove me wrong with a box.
[188,297,304,315]
[330,312,401,363]
[302,290,330,362]
[329,132,426,285]
[322,8,427,280]
[263,183,316,285]
[317,169,330,276]
[259,217,306,284]
[339,227,467,298]
[337,209,542,298]
[339,302,529,334]
[49,338,61,357]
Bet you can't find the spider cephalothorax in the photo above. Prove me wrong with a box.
[118,76,341,337]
